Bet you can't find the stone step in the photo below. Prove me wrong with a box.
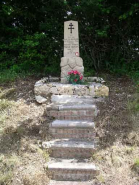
[43,139,96,158]
[47,159,99,181]
[47,104,98,121]
[49,180,92,185]
[49,120,96,139]
[47,103,97,111]
[51,95,104,104]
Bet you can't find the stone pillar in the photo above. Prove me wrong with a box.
[61,20,84,84]
[61,57,84,83]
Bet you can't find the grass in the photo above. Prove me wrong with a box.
[0,114,7,126]
[130,71,139,86]
[96,174,105,183]
[0,154,20,184]
[133,158,139,174]
[0,69,37,83]
[0,69,20,83]
[0,99,13,111]
[0,88,16,99]
[22,172,49,185]
[0,76,51,185]
[0,99,15,130]
[127,78,139,112]
[0,171,13,184]
[37,148,49,162]
[127,94,139,112]
[134,158,139,167]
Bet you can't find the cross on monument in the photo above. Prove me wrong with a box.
[68,23,74,34]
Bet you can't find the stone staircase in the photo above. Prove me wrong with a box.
[42,94,103,184]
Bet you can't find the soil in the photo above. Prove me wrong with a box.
[0,75,139,185]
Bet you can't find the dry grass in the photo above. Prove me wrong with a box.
[92,75,139,185]
[0,154,20,184]
[0,78,50,185]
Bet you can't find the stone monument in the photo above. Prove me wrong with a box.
[61,20,84,83]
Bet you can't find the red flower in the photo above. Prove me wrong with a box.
[80,75,83,80]
[74,79,77,82]
[73,70,77,75]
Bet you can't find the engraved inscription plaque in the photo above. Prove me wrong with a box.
[64,20,79,57]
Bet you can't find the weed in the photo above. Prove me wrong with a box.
[0,69,19,83]
[136,86,139,93]
[97,174,105,183]
[0,99,13,111]
[92,153,103,161]
[16,126,26,136]
[0,113,7,125]
[3,125,17,135]
[23,172,49,185]
[0,69,35,83]
[127,98,139,112]
[0,88,16,99]
[134,158,139,167]
[0,154,20,184]
[0,99,15,126]
[42,150,49,162]
[130,71,139,85]
[84,69,95,77]
[0,171,13,184]
[132,158,139,174]
[125,146,135,154]
[37,148,49,162]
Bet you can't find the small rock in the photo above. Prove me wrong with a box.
[35,95,47,104]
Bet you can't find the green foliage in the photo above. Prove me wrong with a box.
[0,0,138,77]
[0,69,19,83]
[84,69,95,77]
[130,71,139,86]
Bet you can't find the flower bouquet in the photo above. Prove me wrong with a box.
[67,70,83,84]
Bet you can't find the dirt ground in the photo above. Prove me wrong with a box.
[0,75,139,185]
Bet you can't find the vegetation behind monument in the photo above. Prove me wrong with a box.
[0,0,138,80]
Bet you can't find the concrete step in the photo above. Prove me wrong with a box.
[49,120,96,139]
[49,180,93,185]
[51,95,104,104]
[43,139,96,158]
[47,104,98,121]
[47,159,99,181]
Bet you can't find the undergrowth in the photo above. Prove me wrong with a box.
[0,69,41,84]
[0,69,33,83]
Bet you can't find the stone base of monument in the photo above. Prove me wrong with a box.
[34,79,109,104]
[60,57,84,83]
